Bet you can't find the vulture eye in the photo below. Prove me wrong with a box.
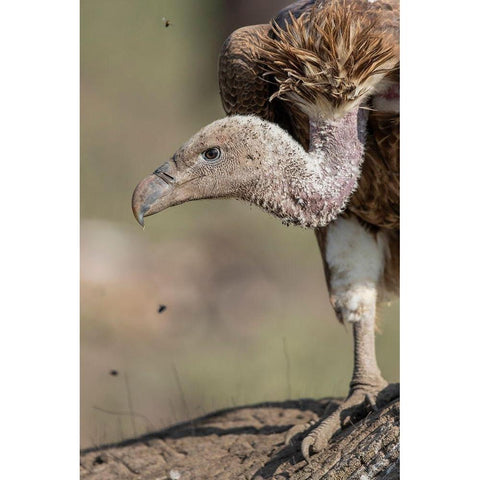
[202,147,221,161]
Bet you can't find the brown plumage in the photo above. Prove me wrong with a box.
[259,2,398,118]
[217,0,400,457]
[132,0,400,460]
[219,0,400,294]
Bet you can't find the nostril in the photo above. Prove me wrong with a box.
[153,161,173,175]
[152,163,176,184]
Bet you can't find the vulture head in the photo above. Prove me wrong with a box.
[132,116,285,225]
[132,0,398,229]
[132,110,367,229]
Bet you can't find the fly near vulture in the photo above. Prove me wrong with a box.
[132,0,399,461]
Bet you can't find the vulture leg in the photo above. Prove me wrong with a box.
[286,216,399,460]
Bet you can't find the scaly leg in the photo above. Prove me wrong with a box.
[285,216,398,461]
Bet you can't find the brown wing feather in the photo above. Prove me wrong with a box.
[219,23,311,149]
[218,0,319,120]
[259,1,399,120]
[218,25,274,121]
[218,0,399,233]
[348,111,400,230]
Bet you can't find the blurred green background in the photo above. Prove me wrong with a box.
[80,0,399,449]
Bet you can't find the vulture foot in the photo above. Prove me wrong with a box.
[286,382,399,462]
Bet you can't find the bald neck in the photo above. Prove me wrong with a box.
[244,108,367,228]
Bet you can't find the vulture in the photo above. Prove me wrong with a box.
[132,0,399,461]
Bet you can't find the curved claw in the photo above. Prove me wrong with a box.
[302,430,330,461]
[301,435,314,463]
[289,383,394,462]
[284,419,316,445]
[365,392,378,411]
[342,414,352,427]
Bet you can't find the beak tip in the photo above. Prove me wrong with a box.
[132,170,173,227]
[133,209,145,228]
[132,197,145,227]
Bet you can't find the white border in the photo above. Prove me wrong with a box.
[2,0,479,477]
[1,1,79,478]
[402,0,480,477]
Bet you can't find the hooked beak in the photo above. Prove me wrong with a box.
[131,161,177,227]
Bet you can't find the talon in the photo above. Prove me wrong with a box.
[284,419,316,445]
[365,392,377,410]
[284,430,294,445]
[284,427,299,446]
[287,382,391,461]
[342,414,352,426]
[301,435,314,462]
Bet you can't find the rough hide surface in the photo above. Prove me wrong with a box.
[80,395,399,480]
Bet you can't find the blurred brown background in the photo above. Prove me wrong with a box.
[80,0,399,449]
